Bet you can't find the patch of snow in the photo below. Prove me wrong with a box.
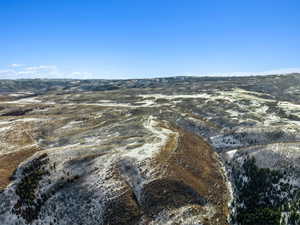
[67,102,134,107]
[124,116,177,161]
[278,101,300,112]
[135,99,156,107]
[225,150,238,160]
[4,97,41,104]
[226,110,240,118]
[97,100,113,103]
[60,120,83,130]
[8,92,34,97]
[139,93,211,100]
[14,118,48,123]
[0,121,12,126]
[211,135,242,149]
[0,126,11,132]
[263,113,282,126]
[256,105,269,114]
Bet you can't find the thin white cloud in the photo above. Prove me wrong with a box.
[24,65,57,71]
[0,64,96,79]
[8,64,25,68]
[0,69,18,79]
[0,64,299,79]
[0,64,63,79]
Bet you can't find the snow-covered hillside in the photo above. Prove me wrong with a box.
[0,74,299,225]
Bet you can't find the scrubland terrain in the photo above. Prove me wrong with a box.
[0,74,299,225]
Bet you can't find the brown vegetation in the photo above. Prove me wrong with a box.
[155,126,230,225]
[0,146,39,190]
[3,123,36,147]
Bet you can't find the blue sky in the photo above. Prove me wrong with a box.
[0,0,300,79]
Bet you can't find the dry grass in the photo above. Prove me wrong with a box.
[4,123,36,146]
[155,125,230,225]
[0,96,14,102]
[0,146,39,190]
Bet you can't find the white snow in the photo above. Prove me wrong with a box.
[8,92,34,97]
[263,113,282,126]
[225,150,238,160]
[0,121,12,126]
[278,101,300,112]
[0,126,11,133]
[14,118,48,123]
[210,135,242,149]
[124,116,177,160]
[139,93,211,100]
[3,97,41,104]
[60,120,83,129]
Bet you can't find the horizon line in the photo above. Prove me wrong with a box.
[0,72,299,81]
